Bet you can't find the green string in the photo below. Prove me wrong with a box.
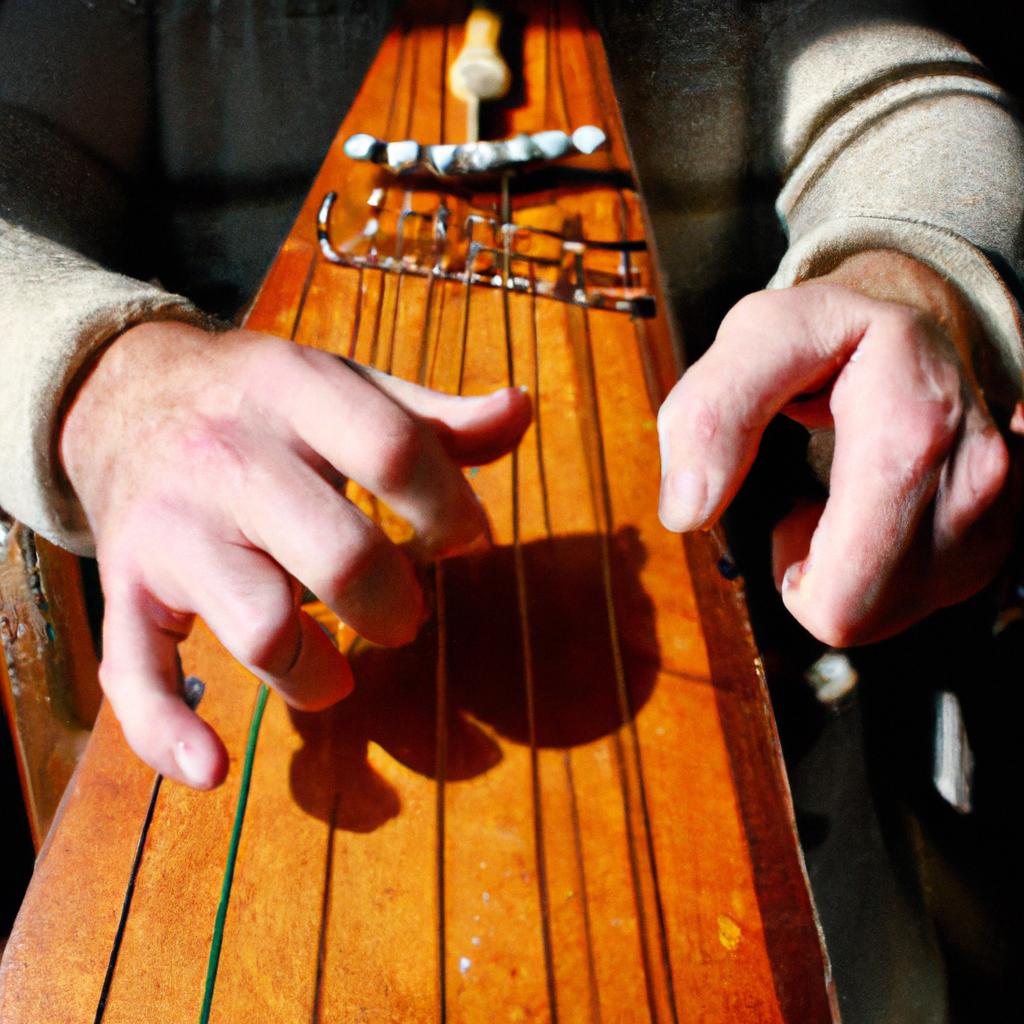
[198,683,270,1024]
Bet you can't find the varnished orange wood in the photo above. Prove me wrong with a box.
[0,4,837,1022]
[0,527,100,849]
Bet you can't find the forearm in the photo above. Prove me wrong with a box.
[0,219,208,554]
[769,15,1024,409]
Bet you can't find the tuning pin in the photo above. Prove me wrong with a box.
[384,139,422,173]
[343,124,607,177]
[343,132,380,161]
[428,144,459,175]
[531,130,571,160]
[572,125,606,155]
[504,134,533,163]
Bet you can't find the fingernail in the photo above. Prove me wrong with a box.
[782,555,812,593]
[781,563,801,592]
[175,740,210,788]
[444,527,492,559]
[661,468,707,531]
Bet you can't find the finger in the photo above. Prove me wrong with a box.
[658,286,876,532]
[778,310,964,645]
[926,401,1013,609]
[1011,401,1024,436]
[99,571,228,789]
[344,359,534,464]
[933,402,1009,548]
[279,347,498,555]
[152,532,355,708]
[934,466,1016,610]
[779,493,1012,644]
[226,445,424,646]
[771,500,824,591]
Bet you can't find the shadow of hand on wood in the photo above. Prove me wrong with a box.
[289,527,658,832]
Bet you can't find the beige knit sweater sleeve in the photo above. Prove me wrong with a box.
[0,221,208,555]
[768,21,1024,410]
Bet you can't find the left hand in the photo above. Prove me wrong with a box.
[59,321,532,787]
[657,250,1020,646]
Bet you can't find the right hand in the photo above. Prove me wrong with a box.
[60,321,532,789]
[657,254,1018,646]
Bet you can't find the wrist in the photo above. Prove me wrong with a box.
[808,249,982,368]
[799,248,1023,431]
[58,320,213,528]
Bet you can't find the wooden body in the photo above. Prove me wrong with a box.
[1,3,836,1021]
[0,525,100,848]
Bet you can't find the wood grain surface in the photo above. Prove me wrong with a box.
[0,3,837,1021]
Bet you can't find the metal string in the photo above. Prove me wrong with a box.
[499,167,562,1021]
[430,11,457,1019]
[309,19,418,1023]
[549,11,680,1022]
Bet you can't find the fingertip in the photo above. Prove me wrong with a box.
[485,383,534,446]
[771,501,823,590]
[779,558,812,599]
[435,386,534,465]
[501,383,534,433]
[658,467,708,533]
[437,521,492,561]
[1010,401,1024,436]
[780,558,879,648]
[113,687,228,789]
[771,500,871,646]
[327,540,429,646]
[271,612,354,711]
[172,722,229,790]
[779,578,843,648]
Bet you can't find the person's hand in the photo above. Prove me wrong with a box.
[657,250,1020,646]
[60,321,532,788]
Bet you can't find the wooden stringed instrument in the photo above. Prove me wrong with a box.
[1,2,837,1020]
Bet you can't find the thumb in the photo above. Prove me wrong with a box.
[657,285,882,532]
[99,573,229,789]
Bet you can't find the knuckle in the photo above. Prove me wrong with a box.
[177,419,248,473]
[232,598,298,675]
[665,390,720,448]
[690,395,721,444]
[972,431,1010,504]
[248,334,304,380]
[321,529,388,599]
[241,336,321,407]
[372,417,426,494]
[719,290,771,336]
[898,396,961,473]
